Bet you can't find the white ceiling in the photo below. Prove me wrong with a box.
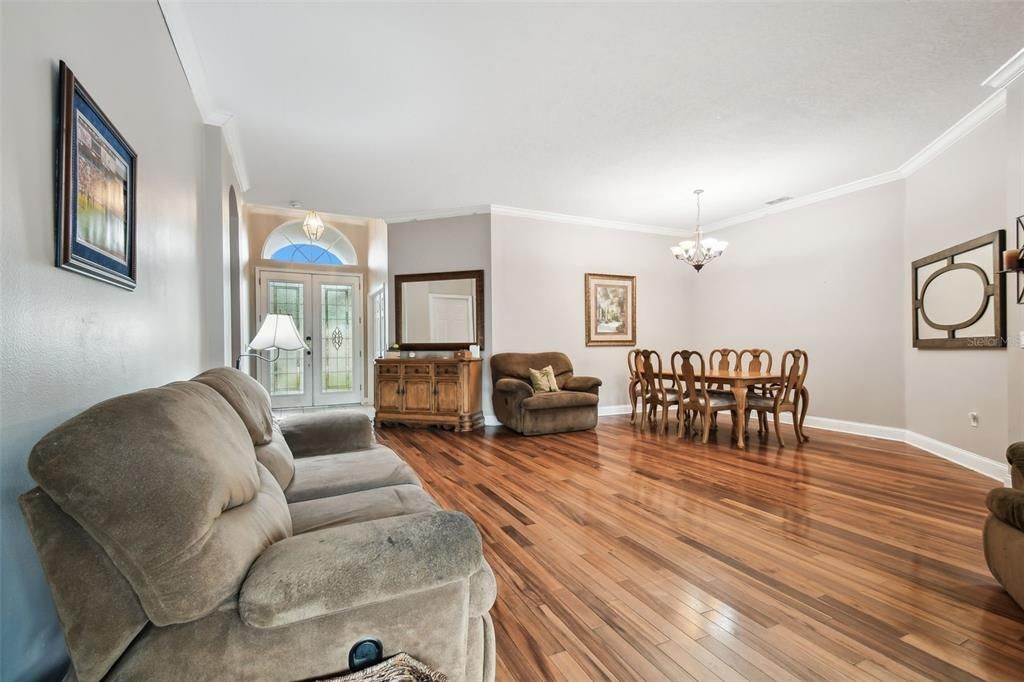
[176,2,1024,228]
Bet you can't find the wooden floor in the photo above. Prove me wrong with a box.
[376,416,1024,682]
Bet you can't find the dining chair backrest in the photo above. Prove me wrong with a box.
[708,348,739,388]
[640,349,669,399]
[739,348,773,374]
[627,349,640,380]
[670,350,707,405]
[776,349,809,407]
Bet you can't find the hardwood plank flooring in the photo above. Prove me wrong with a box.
[376,416,1024,681]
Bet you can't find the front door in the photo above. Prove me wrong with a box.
[257,269,363,408]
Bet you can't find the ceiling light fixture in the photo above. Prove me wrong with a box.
[302,210,325,242]
[670,189,727,272]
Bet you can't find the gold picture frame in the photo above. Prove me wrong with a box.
[585,273,636,346]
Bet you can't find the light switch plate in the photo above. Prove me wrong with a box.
[1019,331,1024,349]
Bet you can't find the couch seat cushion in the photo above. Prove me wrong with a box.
[289,484,440,534]
[285,445,420,503]
[521,391,599,411]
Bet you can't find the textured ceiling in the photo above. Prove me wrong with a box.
[179,2,1024,227]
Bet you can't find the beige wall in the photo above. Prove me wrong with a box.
[904,111,1009,462]
[1006,82,1024,447]
[1,2,213,678]
[490,214,692,412]
[242,207,372,399]
[689,182,907,427]
[387,213,493,411]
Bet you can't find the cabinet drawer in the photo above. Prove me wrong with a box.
[435,364,460,377]
[404,364,432,376]
[378,364,400,376]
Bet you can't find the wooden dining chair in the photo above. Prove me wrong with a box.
[640,349,678,434]
[670,350,739,444]
[745,349,809,446]
[627,349,642,424]
[739,348,773,435]
[706,348,739,430]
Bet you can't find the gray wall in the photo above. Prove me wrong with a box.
[689,182,907,428]
[1,2,212,679]
[387,213,493,412]
[490,213,692,410]
[904,110,1009,461]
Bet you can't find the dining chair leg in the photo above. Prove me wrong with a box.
[629,390,638,424]
[701,408,712,444]
[773,411,785,447]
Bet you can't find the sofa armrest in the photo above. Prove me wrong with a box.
[239,511,484,628]
[494,377,534,400]
[563,375,602,394]
[987,488,1024,533]
[279,410,374,458]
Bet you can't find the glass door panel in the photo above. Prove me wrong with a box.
[314,275,361,405]
[257,271,313,409]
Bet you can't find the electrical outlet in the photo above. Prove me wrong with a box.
[1019,331,1024,349]
[969,411,979,427]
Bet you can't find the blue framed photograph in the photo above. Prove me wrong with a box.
[56,61,137,289]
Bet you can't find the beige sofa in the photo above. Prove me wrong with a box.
[19,368,496,682]
[490,352,601,436]
[985,442,1024,611]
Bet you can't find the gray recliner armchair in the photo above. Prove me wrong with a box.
[20,368,496,681]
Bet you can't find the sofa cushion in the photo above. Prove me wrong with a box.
[521,391,599,411]
[255,422,296,490]
[285,445,421,503]
[289,484,440,534]
[279,410,376,458]
[28,381,291,625]
[193,367,274,445]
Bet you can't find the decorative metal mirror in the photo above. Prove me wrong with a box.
[911,230,1005,349]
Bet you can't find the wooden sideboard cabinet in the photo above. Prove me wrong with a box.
[374,358,484,431]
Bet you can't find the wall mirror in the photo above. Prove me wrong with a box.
[395,269,484,350]
[911,230,1005,349]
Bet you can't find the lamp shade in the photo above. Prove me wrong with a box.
[248,314,308,351]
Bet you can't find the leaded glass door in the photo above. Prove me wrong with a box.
[312,274,362,406]
[257,270,362,408]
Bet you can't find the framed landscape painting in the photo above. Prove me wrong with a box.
[56,61,137,290]
[585,273,636,346]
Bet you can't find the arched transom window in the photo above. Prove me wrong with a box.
[261,220,358,266]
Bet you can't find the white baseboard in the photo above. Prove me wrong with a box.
[480,405,1010,485]
[774,413,1010,485]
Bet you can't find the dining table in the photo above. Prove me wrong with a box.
[656,368,809,449]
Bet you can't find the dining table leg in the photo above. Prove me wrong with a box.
[731,384,748,448]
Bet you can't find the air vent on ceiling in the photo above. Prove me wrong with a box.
[765,196,793,206]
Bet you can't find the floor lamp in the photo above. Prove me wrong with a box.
[235,314,308,369]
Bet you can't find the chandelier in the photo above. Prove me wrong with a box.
[302,210,325,242]
[670,189,727,272]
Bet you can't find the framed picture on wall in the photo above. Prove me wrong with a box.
[55,61,138,290]
[584,273,636,346]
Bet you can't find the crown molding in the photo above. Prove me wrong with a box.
[383,205,493,224]
[702,169,904,232]
[983,46,1024,89]
[898,88,1006,177]
[490,204,688,237]
[703,85,1009,233]
[159,0,251,191]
